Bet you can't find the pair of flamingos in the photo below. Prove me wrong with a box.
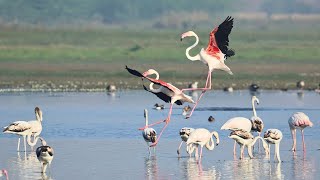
[126,16,235,146]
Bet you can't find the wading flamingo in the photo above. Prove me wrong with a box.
[36,137,54,174]
[228,130,269,159]
[180,16,235,118]
[0,169,8,180]
[251,96,264,150]
[3,107,43,152]
[177,127,195,157]
[126,66,194,147]
[264,129,282,162]
[288,112,313,152]
[186,128,219,162]
[142,109,157,155]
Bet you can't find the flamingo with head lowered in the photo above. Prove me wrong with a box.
[180,16,235,119]
[126,66,194,147]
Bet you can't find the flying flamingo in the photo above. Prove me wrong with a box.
[288,112,313,152]
[177,127,195,157]
[0,169,8,180]
[3,107,43,152]
[186,128,220,162]
[36,137,54,174]
[126,66,194,147]
[142,109,157,155]
[180,16,235,118]
[264,129,283,162]
[228,130,269,159]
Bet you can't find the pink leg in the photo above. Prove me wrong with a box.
[301,130,306,151]
[138,119,165,130]
[233,141,237,155]
[198,146,203,163]
[181,71,211,92]
[150,104,173,147]
[186,72,211,119]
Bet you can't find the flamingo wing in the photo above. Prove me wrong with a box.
[213,16,235,58]
[221,117,252,132]
[142,85,183,105]
[3,121,31,133]
[125,65,144,77]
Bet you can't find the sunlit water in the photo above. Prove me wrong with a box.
[0,90,319,179]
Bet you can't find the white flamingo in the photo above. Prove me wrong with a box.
[250,96,264,150]
[0,169,8,180]
[126,66,194,147]
[177,127,195,157]
[180,16,235,118]
[288,112,313,151]
[3,107,43,152]
[264,129,282,162]
[141,109,157,154]
[228,130,269,159]
[186,128,219,162]
[36,137,54,174]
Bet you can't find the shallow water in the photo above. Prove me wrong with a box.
[0,90,319,179]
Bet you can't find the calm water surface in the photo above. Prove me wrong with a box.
[0,90,319,179]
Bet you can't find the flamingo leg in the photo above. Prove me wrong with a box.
[301,129,306,151]
[23,135,27,152]
[150,103,173,147]
[198,145,203,163]
[138,119,165,130]
[290,129,297,151]
[177,141,184,156]
[181,71,211,92]
[258,132,261,152]
[233,141,237,155]
[240,145,244,159]
[17,137,21,152]
[275,143,281,163]
[185,72,212,119]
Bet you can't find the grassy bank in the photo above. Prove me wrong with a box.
[0,24,319,91]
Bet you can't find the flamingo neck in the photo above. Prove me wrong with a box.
[148,70,162,93]
[36,112,43,122]
[185,33,201,61]
[27,135,40,146]
[144,110,148,126]
[252,98,257,117]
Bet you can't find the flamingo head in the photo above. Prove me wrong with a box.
[35,107,43,122]
[180,31,196,41]
[252,96,259,105]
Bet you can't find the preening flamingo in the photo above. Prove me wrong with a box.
[3,107,43,152]
[142,109,157,155]
[228,130,269,159]
[180,16,235,119]
[126,66,194,147]
[288,112,313,151]
[264,129,282,162]
[186,128,219,162]
[36,137,54,174]
[0,169,8,180]
[177,127,195,157]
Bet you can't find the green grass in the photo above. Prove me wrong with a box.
[0,24,319,90]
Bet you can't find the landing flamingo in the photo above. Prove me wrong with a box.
[288,112,313,151]
[180,16,235,118]
[126,66,194,147]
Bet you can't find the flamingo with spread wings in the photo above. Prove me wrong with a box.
[180,16,235,118]
[126,66,194,147]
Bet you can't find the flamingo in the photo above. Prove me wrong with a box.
[180,16,235,119]
[186,128,220,162]
[250,96,264,150]
[0,169,8,180]
[177,127,195,157]
[126,66,194,146]
[228,130,269,159]
[263,129,282,162]
[36,137,54,174]
[142,109,157,155]
[288,112,313,152]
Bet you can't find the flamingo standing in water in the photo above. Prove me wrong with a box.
[228,130,269,159]
[264,129,282,162]
[0,169,8,180]
[180,16,235,118]
[186,128,220,162]
[177,127,195,157]
[36,137,54,174]
[126,66,194,146]
[288,112,313,152]
[250,96,264,150]
[142,109,157,155]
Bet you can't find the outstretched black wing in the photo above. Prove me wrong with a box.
[125,65,144,77]
[214,16,235,58]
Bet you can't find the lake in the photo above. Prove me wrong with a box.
[0,90,319,179]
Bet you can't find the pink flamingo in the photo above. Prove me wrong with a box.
[126,66,194,147]
[180,16,235,118]
[0,169,8,180]
[288,112,313,151]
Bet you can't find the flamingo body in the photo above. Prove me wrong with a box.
[221,117,252,132]
[288,112,313,151]
[264,129,282,162]
[177,127,195,157]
